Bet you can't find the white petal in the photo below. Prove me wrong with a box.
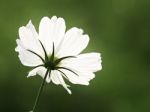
[57,53,102,85]
[76,53,102,72]
[51,17,66,53]
[18,49,43,67]
[26,20,38,38]
[16,40,43,67]
[28,67,51,83]
[19,24,43,56]
[60,53,102,73]
[39,16,66,55]
[39,17,53,55]
[51,70,71,94]
[28,67,40,77]
[59,69,90,85]
[51,70,60,85]
[56,27,89,57]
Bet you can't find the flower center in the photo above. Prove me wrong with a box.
[44,60,55,70]
[28,41,76,71]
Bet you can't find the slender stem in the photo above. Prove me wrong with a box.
[31,68,50,112]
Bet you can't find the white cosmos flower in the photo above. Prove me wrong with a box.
[15,16,102,94]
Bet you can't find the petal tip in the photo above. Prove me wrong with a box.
[26,20,33,27]
[40,16,51,23]
[51,16,57,20]
[67,89,72,94]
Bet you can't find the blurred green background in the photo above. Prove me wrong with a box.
[0,0,150,112]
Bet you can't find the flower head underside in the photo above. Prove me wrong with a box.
[15,16,102,94]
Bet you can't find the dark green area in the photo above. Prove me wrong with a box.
[0,0,150,112]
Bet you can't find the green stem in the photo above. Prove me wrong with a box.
[31,68,50,112]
